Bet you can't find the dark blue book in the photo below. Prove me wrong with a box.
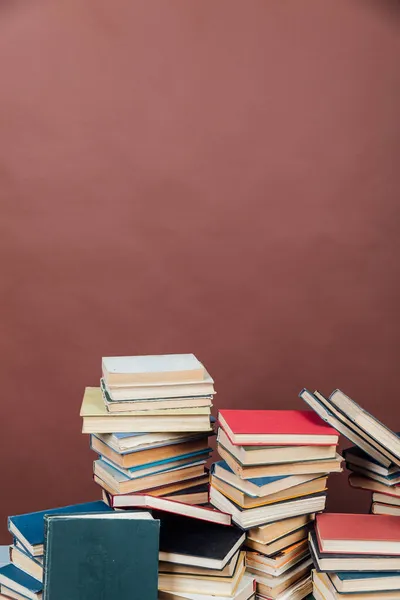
[0,563,42,600]
[343,445,400,477]
[43,511,159,600]
[330,570,400,593]
[8,500,113,557]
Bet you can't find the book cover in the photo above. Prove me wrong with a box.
[0,564,42,597]
[8,501,112,556]
[43,512,159,600]
[218,409,338,446]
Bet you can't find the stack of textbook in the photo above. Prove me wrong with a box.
[311,512,400,600]
[209,408,342,600]
[300,387,400,516]
[81,354,215,502]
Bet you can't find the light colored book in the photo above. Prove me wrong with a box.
[158,573,255,600]
[102,354,205,386]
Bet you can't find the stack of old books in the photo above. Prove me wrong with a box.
[299,388,400,516]
[311,512,400,600]
[209,408,342,600]
[81,354,215,503]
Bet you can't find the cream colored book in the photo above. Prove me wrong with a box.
[81,388,212,433]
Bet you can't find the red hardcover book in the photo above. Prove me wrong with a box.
[316,513,400,555]
[218,410,338,446]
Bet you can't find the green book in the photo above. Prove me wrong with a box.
[43,511,159,600]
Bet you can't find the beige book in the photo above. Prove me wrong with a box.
[247,514,315,544]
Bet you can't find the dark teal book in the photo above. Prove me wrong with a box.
[330,570,400,593]
[0,563,42,599]
[8,501,113,557]
[43,511,159,600]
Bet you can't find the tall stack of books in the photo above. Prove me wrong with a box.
[81,354,215,503]
[311,512,400,600]
[299,388,400,517]
[209,408,342,600]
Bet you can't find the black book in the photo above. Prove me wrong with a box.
[155,511,245,570]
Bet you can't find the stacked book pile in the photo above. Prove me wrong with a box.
[209,408,342,600]
[310,512,400,600]
[81,354,215,503]
[299,388,400,517]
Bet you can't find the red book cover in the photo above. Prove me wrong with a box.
[218,409,338,446]
[316,513,400,554]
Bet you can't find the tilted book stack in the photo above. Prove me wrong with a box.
[82,354,215,503]
[209,408,342,600]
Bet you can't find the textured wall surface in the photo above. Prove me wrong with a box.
[0,0,399,541]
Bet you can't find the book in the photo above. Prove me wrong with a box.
[104,377,215,401]
[10,545,43,582]
[343,445,400,477]
[95,431,210,454]
[0,564,42,600]
[329,570,400,593]
[315,512,400,555]
[163,484,209,506]
[212,461,324,497]
[373,493,400,506]
[158,551,245,596]
[156,512,245,570]
[102,354,206,386]
[217,428,336,465]
[246,528,310,558]
[299,389,395,467]
[218,410,338,446]
[81,387,213,433]
[309,530,400,571]
[211,475,327,509]
[246,539,309,576]
[372,503,400,517]
[94,458,206,494]
[158,573,256,600]
[101,379,212,412]
[43,511,159,600]
[218,444,343,478]
[103,492,231,526]
[329,389,400,462]
[349,474,400,497]
[249,556,312,598]
[313,570,400,600]
[8,500,112,557]
[209,487,326,529]
[91,434,211,468]
[254,571,312,600]
[96,472,209,498]
[98,450,210,479]
[247,513,315,545]
[346,462,400,486]
[159,551,241,578]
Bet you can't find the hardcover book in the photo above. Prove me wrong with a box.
[43,512,159,600]
[0,564,42,600]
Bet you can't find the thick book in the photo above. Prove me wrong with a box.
[299,389,395,467]
[309,530,400,572]
[372,502,400,517]
[156,512,245,570]
[0,564,42,600]
[209,486,327,529]
[349,474,400,498]
[162,483,209,506]
[373,492,400,507]
[315,512,400,555]
[217,428,336,466]
[346,462,400,486]
[247,514,314,545]
[103,492,231,526]
[218,444,343,478]
[246,527,310,559]
[330,570,400,593]
[95,468,209,497]
[212,460,325,497]
[329,389,400,462]
[98,450,210,479]
[43,511,159,600]
[102,354,206,385]
[314,570,400,600]
[95,431,212,454]
[81,387,212,433]
[158,573,256,600]
[343,445,400,477]
[10,544,43,582]
[218,410,338,446]
[246,538,309,576]
[8,500,112,556]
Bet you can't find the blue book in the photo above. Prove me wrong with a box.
[343,445,400,477]
[101,448,212,474]
[8,500,112,557]
[331,570,400,593]
[99,451,209,480]
[0,564,42,600]
[212,461,317,497]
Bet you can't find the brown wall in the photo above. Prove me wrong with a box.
[0,0,399,542]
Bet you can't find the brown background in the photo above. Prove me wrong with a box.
[0,0,399,543]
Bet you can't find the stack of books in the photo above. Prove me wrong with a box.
[0,500,114,600]
[156,513,256,600]
[300,388,400,516]
[209,408,342,600]
[311,512,400,600]
[81,354,215,502]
